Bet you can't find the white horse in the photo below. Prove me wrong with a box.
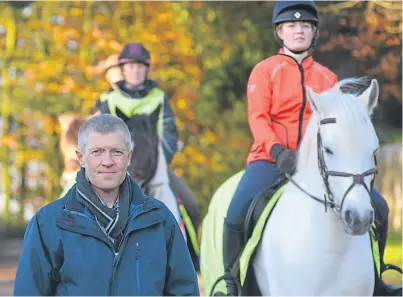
[253,78,379,295]
[200,78,381,296]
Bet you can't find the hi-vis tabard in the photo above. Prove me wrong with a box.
[99,87,165,135]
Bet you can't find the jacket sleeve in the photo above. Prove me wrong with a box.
[13,213,57,296]
[247,63,282,157]
[161,94,179,164]
[92,94,111,115]
[163,212,200,296]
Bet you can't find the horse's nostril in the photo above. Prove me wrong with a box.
[345,210,355,226]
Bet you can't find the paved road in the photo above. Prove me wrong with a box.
[0,238,22,296]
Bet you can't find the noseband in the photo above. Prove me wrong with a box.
[286,117,378,216]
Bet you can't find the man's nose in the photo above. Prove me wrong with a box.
[101,154,114,166]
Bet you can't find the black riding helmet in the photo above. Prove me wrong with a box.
[272,1,319,54]
[118,42,151,67]
[272,1,318,26]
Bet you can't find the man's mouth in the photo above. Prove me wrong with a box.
[98,172,116,175]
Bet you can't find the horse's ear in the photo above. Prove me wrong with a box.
[306,86,324,115]
[359,79,379,115]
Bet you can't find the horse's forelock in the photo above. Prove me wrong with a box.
[336,77,373,97]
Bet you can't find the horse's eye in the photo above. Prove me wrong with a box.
[324,147,333,155]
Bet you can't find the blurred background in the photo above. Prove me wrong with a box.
[0,0,401,294]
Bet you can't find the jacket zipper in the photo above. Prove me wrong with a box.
[135,242,141,290]
[109,252,119,293]
[278,54,309,148]
[107,200,159,295]
[109,238,126,294]
[109,214,130,295]
[297,61,308,147]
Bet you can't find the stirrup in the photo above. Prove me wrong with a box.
[380,264,402,296]
[383,263,402,274]
[210,274,242,296]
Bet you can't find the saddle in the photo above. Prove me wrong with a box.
[243,176,287,243]
[239,176,287,296]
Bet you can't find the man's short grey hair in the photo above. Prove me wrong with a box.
[78,114,134,153]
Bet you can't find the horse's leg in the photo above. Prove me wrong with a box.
[148,182,181,224]
[168,167,201,230]
[147,144,182,223]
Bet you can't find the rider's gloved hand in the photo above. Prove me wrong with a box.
[270,144,297,175]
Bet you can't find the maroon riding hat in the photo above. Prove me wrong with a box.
[118,42,151,67]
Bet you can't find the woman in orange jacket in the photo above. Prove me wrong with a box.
[223,1,394,296]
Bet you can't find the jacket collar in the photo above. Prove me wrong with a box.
[56,182,162,246]
[278,48,314,69]
[115,79,159,98]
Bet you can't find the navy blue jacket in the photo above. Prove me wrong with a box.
[14,184,199,296]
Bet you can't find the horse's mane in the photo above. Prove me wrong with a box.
[337,76,373,96]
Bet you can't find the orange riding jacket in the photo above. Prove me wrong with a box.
[246,48,338,164]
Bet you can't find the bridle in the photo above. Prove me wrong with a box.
[285,117,378,216]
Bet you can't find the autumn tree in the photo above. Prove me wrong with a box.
[0,1,204,220]
[316,1,402,140]
[0,1,401,220]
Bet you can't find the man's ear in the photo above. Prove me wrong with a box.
[75,150,85,168]
[127,150,133,167]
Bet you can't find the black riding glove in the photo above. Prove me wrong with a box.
[270,144,297,175]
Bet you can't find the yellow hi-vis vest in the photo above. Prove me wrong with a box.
[100,87,165,135]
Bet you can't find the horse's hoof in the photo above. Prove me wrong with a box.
[213,292,226,296]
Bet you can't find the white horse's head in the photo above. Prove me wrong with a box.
[300,78,379,235]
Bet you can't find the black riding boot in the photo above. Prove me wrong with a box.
[374,220,402,296]
[372,190,402,296]
[222,219,244,296]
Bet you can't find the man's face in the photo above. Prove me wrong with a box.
[76,131,132,193]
